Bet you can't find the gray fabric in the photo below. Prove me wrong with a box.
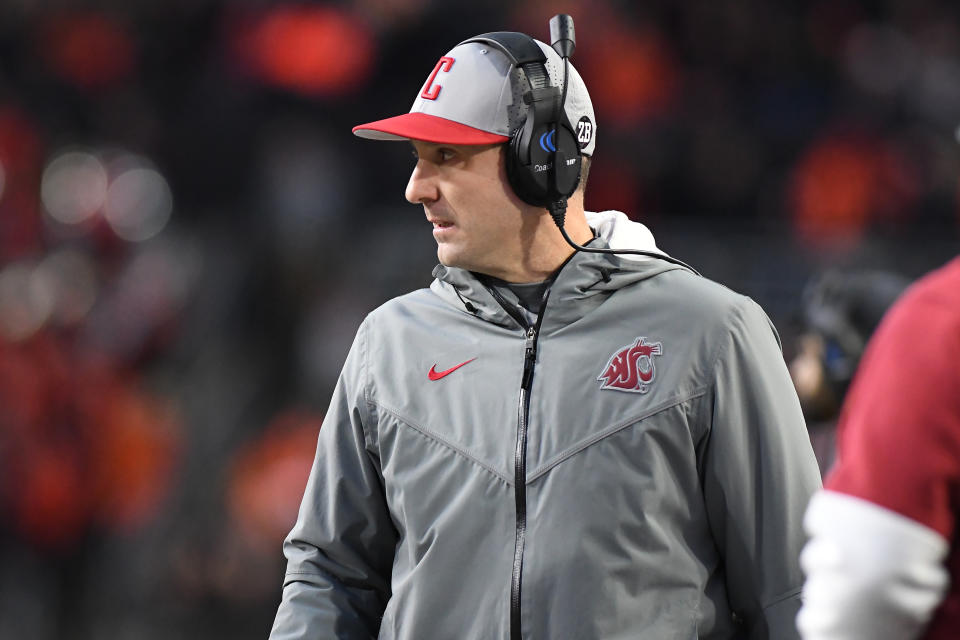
[270,219,821,639]
[353,39,597,157]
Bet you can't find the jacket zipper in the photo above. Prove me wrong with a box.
[512,324,538,640]
[484,284,544,640]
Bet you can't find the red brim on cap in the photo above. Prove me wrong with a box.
[352,112,510,145]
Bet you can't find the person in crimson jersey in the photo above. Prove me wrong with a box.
[797,256,960,640]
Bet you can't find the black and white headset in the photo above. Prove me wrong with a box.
[460,17,582,211]
[461,15,700,274]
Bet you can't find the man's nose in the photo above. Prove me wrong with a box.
[405,161,439,204]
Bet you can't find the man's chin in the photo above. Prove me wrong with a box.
[437,249,471,271]
[437,254,462,269]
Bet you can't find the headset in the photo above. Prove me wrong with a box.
[461,22,582,209]
[463,15,700,275]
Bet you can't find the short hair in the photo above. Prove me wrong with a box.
[576,155,592,195]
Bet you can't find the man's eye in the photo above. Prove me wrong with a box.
[410,147,420,161]
[438,148,456,162]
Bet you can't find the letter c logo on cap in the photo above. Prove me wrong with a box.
[421,56,455,100]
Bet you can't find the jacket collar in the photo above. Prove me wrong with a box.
[430,211,684,333]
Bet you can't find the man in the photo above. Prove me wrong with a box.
[270,21,820,640]
[798,256,960,640]
[788,269,910,473]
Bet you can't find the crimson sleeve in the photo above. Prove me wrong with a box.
[826,268,960,540]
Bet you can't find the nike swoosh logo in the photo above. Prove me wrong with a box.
[428,358,476,381]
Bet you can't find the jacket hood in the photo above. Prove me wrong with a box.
[430,210,685,332]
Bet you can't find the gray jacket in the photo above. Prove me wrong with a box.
[270,211,821,639]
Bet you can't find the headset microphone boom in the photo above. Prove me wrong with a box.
[544,14,700,275]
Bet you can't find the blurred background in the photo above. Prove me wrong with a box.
[0,0,958,638]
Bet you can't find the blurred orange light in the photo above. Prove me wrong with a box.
[238,6,376,97]
[228,411,322,550]
[790,134,918,248]
[790,138,874,247]
[582,27,678,127]
[87,382,181,534]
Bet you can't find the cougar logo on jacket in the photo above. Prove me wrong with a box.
[598,337,663,393]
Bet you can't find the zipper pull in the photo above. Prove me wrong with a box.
[521,327,537,390]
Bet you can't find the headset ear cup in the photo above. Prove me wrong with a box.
[463,32,584,207]
[552,122,582,197]
[506,122,582,207]
[506,127,546,207]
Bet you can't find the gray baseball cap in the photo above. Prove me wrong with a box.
[353,36,597,156]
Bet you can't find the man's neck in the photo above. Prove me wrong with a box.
[493,204,593,283]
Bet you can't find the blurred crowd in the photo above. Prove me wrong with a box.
[0,1,958,638]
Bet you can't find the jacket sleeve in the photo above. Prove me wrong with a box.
[798,491,949,640]
[701,298,822,640]
[270,319,397,640]
[798,268,960,640]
